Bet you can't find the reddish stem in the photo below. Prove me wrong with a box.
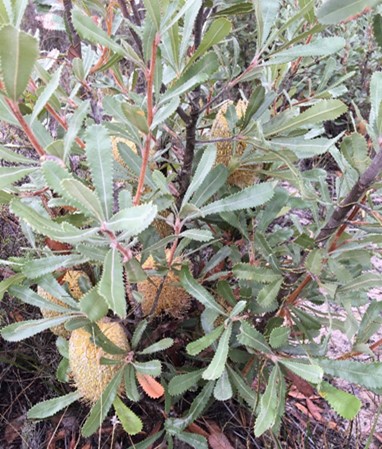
[133,33,160,206]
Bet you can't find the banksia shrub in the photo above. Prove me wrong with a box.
[137,252,190,318]
[211,99,259,188]
[68,321,129,404]
[39,270,90,338]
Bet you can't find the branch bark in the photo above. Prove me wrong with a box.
[63,0,82,59]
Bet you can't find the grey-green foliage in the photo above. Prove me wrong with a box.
[1,0,382,444]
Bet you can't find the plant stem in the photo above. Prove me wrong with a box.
[133,33,160,206]
[63,0,82,59]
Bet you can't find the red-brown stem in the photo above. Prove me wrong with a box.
[101,225,133,262]
[133,33,160,206]
[5,97,46,157]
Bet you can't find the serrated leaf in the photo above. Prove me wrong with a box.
[136,373,164,399]
[0,25,39,100]
[27,391,80,419]
[0,166,37,189]
[1,316,71,341]
[305,249,324,276]
[238,321,272,354]
[213,368,233,401]
[186,326,224,356]
[339,273,382,293]
[264,100,347,137]
[373,14,382,49]
[180,229,214,242]
[233,263,282,283]
[192,165,229,208]
[72,10,125,55]
[227,366,257,407]
[80,285,109,321]
[82,369,123,437]
[8,285,74,312]
[61,179,105,221]
[113,396,143,435]
[98,248,126,318]
[254,366,281,437]
[0,145,38,164]
[257,279,283,307]
[229,300,247,318]
[30,66,63,123]
[180,267,226,314]
[280,360,323,384]
[271,136,338,158]
[176,431,208,449]
[0,273,24,301]
[21,254,88,279]
[319,381,361,419]
[181,145,216,207]
[139,338,174,355]
[316,0,380,25]
[203,323,232,381]
[85,125,113,219]
[151,96,180,128]
[268,37,345,64]
[356,301,382,345]
[64,100,90,160]
[370,72,382,127]
[317,359,382,389]
[192,182,276,218]
[131,319,148,350]
[269,327,290,349]
[168,368,205,396]
[125,364,141,402]
[106,204,157,237]
[126,431,164,449]
[133,360,162,376]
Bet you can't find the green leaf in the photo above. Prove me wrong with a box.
[81,369,123,437]
[192,182,276,219]
[143,0,161,30]
[30,66,63,123]
[356,301,382,345]
[257,279,283,307]
[72,10,125,55]
[98,248,126,318]
[373,14,382,49]
[106,204,157,237]
[203,323,232,380]
[192,165,229,208]
[124,364,141,402]
[227,366,257,407]
[133,360,162,376]
[269,327,290,349]
[255,0,281,47]
[0,273,24,301]
[166,381,214,432]
[180,267,226,314]
[126,431,164,449]
[305,249,324,276]
[0,25,39,100]
[233,264,281,283]
[113,396,143,435]
[187,18,232,66]
[268,37,346,64]
[238,321,272,354]
[214,3,253,17]
[85,125,113,220]
[317,359,382,389]
[21,254,88,279]
[61,179,105,221]
[181,145,216,207]
[0,166,37,189]
[176,431,208,449]
[370,72,382,127]
[8,285,74,312]
[316,0,380,25]
[131,319,148,350]
[0,145,37,164]
[80,285,109,322]
[168,368,205,396]
[213,368,233,401]
[139,338,174,355]
[339,273,382,293]
[151,97,180,128]
[179,229,214,242]
[264,100,347,137]
[1,316,71,341]
[28,391,80,419]
[319,381,361,419]
[254,365,283,437]
[271,136,338,158]
[186,325,224,356]
[280,360,323,384]
[63,100,90,160]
